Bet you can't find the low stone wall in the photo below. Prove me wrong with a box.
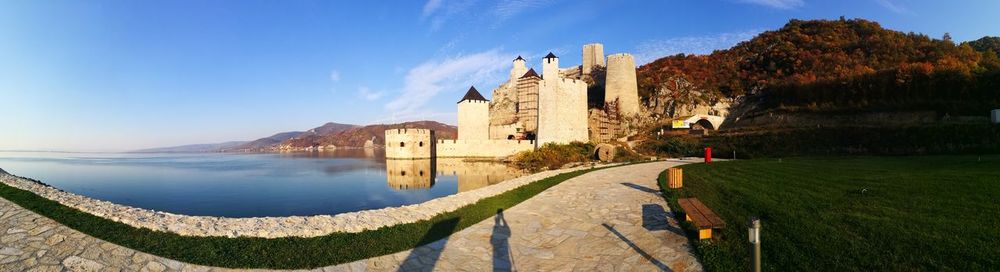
[436,139,535,158]
[0,163,618,239]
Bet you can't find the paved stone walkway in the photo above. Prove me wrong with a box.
[0,161,700,271]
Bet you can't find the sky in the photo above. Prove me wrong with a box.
[1,0,998,152]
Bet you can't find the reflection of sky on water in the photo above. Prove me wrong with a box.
[0,151,519,218]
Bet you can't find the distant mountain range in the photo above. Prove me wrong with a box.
[133,121,455,153]
[281,121,456,151]
[132,141,249,153]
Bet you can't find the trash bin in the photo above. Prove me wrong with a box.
[705,147,712,164]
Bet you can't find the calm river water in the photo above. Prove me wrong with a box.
[0,150,522,217]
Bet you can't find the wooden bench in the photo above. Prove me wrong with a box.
[677,198,726,239]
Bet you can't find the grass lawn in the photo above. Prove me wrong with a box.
[0,163,625,269]
[658,155,1000,271]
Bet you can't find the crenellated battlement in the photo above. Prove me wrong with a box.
[607,53,634,60]
[385,128,432,135]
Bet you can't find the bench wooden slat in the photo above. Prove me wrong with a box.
[678,198,726,229]
[688,198,726,228]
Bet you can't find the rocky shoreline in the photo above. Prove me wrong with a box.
[0,163,618,239]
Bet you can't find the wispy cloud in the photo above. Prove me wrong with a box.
[419,0,478,31]
[633,30,762,64]
[492,0,556,24]
[874,0,911,14]
[421,0,444,18]
[419,0,560,31]
[385,49,510,116]
[736,0,803,9]
[329,70,341,82]
[358,86,385,101]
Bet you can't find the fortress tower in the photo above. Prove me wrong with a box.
[582,43,605,76]
[510,56,528,83]
[457,86,490,140]
[605,53,640,115]
[385,128,435,159]
[537,52,589,145]
[542,52,559,86]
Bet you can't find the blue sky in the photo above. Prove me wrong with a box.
[1,0,997,151]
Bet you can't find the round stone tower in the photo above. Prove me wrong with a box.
[605,53,640,115]
[457,86,490,140]
[582,43,605,76]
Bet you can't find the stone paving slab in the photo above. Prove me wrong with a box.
[0,161,701,271]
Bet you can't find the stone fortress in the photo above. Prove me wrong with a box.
[387,43,640,159]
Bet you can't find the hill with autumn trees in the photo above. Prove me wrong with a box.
[638,18,1000,121]
[637,18,1000,157]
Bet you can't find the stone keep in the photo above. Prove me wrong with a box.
[582,43,605,76]
[384,129,434,159]
[458,86,490,140]
[605,53,640,116]
[537,52,589,145]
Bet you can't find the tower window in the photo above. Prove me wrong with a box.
[419,141,424,147]
[400,142,405,147]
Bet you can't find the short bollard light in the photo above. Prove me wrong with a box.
[749,217,762,272]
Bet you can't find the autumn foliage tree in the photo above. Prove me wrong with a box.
[637,18,1000,115]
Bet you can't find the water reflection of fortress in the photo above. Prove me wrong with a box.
[385,159,522,191]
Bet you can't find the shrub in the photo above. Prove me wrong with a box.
[510,142,594,171]
[639,136,702,157]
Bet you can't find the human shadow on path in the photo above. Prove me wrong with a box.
[642,204,685,236]
[602,223,673,272]
[397,218,460,272]
[491,209,514,271]
[620,182,661,195]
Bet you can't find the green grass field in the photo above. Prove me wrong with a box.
[0,163,630,269]
[659,155,1000,271]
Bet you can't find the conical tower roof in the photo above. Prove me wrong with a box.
[520,68,540,79]
[458,86,488,103]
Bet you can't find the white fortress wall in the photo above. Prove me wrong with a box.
[458,99,490,140]
[436,139,535,158]
[384,128,435,159]
[537,76,590,145]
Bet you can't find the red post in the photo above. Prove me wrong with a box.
[705,147,712,164]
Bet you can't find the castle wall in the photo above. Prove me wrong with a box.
[385,159,435,190]
[606,53,640,116]
[489,123,521,140]
[458,100,490,140]
[436,139,535,158]
[589,107,622,143]
[582,43,605,76]
[489,83,518,129]
[515,75,541,134]
[537,77,589,145]
[384,128,435,159]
